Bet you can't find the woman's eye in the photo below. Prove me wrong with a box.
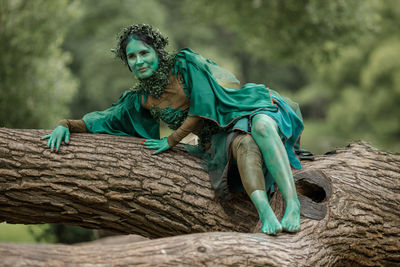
[140,51,149,56]
[128,54,136,59]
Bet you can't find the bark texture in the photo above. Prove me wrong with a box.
[0,128,260,236]
[0,128,399,266]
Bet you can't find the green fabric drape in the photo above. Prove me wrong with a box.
[82,90,159,139]
[173,48,278,128]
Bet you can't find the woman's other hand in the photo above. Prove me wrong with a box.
[144,137,170,155]
[42,126,70,152]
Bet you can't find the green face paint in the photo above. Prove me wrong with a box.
[126,38,159,79]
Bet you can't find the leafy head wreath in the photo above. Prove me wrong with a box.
[113,24,170,68]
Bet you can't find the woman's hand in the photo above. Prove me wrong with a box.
[144,137,170,155]
[42,125,70,152]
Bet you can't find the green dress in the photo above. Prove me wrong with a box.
[82,48,304,199]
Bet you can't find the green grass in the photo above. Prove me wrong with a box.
[0,223,41,243]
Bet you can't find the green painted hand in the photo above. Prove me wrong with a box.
[42,126,70,153]
[144,137,170,155]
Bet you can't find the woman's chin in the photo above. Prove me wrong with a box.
[135,70,154,79]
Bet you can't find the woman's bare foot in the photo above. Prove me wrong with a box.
[260,208,283,235]
[281,199,301,232]
[250,190,282,235]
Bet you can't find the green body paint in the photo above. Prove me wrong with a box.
[42,125,70,153]
[126,38,159,79]
[250,190,282,234]
[144,137,170,154]
[250,114,301,233]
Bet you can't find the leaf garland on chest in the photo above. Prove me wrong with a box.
[133,54,175,98]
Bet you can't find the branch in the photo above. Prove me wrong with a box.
[0,232,321,266]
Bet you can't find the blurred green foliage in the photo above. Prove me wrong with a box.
[28,224,96,244]
[0,223,95,244]
[0,0,79,128]
[182,0,380,64]
[186,0,399,152]
[298,0,400,152]
[2,0,397,148]
[0,0,399,243]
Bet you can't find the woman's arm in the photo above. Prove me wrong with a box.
[167,116,202,147]
[57,119,88,133]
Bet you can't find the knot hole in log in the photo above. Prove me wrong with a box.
[295,169,331,220]
[254,170,331,232]
[268,169,331,221]
[296,177,327,203]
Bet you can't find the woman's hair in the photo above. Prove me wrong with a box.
[113,24,169,67]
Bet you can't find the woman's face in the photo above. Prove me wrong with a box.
[125,38,159,79]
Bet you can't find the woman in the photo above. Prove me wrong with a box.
[43,24,303,235]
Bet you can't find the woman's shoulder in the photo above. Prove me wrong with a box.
[113,89,140,106]
[176,48,196,56]
[173,48,240,86]
[118,89,137,100]
[174,48,203,63]
[173,48,207,71]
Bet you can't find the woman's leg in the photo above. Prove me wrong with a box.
[232,134,282,234]
[251,114,300,232]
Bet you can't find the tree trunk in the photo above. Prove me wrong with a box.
[0,128,399,266]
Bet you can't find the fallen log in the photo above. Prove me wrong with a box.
[0,128,399,266]
[0,128,261,236]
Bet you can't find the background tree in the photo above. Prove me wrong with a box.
[325,0,400,151]
[181,0,379,64]
[0,0,79,129]
[297,0,400,152]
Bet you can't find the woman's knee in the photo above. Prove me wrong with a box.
[232,134,261,160]
[233,135,265,193]
[233,134,258,153]
[251,115,279,139]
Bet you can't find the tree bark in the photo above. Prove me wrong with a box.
[0,128,399,266]
[0,128,261,236]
